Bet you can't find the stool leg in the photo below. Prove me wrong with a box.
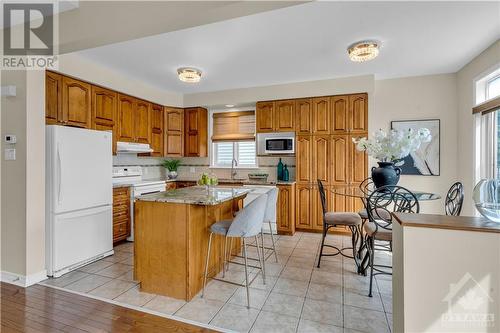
[268,221,278,263]
[260,231,266,284]
[222,236,228,278]
[255,235,266,285]
[202,232,214,298]
[368,236,375,297]
[242,238,250,309]
[317,225,327,268]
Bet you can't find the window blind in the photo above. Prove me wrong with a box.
[212,111,255,142]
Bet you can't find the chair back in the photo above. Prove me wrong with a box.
[445,182,464,216]
[317,180,327,215]
[367,185,420,232]
[227,193,267,237]
[264,187,279,223]
[359,177,375,196]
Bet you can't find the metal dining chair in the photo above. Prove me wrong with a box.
[445,182,464,216]
[202,194,268,309]
[358,177,375,221]
[364,185,419,297]
[317,180,362,269]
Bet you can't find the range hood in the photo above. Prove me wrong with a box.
[116,141,153,153]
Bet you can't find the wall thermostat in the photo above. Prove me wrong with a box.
[5,135,16,144]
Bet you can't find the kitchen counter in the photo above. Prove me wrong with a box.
[136,186,251,205]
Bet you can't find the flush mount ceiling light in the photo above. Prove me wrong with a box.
[347,40,379,62]
[177,67,202,83]
[225,104,235,108]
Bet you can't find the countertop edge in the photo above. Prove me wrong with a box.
[393,213,500,234]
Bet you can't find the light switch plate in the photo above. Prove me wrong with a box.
[5,148,16,160]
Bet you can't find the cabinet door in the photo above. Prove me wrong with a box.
[349,135,368,184]
[295,98,312,134]
[349,93,368,133]
[165,107,184,157]
[184,107,207,157]
[91,86,116,127]
[331,135,349,185]
[312,97,330,134]
[46,71,62,125]
[117,94,135,142]
[331,95,349,133]
[135,99,151,144]
[185,108,199,132]
[61,77,91,128]
[296,135,312,183]
[256,101,274,132]
[277,184,295,235]
[274,100,295,132]
[295,185,313,230]
[312,136,330,185]
[150,104,164,156]
[312,186,328,231]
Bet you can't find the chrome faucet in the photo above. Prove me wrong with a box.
[231,158,238,180]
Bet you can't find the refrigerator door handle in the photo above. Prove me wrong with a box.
[57,143,62,205]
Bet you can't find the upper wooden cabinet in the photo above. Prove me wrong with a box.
[150,104,164,157]
[117,94,135,142]
[61,77,91,128]
[256,101,275,133]
[184,107,208,157]
[91,86,117,154]
[46,71,62,125]
[135,99,151,144]
[296,135,312,183]
[274,100,295,132]
[295,98,312,134]
[331,95,349,133]
[312,97,330,134]
[349,93,368,134]
[165,107,184,157]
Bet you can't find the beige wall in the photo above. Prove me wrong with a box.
[1,70,28,276]
[457,40,500,216]
[57,53,183,107]
[373,74,458,214]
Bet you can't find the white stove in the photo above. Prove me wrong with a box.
[112,166,166,241]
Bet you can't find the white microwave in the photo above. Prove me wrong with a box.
[257,132,295,155]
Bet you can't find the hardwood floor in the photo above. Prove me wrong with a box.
[0,282,217,333]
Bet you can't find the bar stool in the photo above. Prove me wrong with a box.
[202,194,268,309]
[316,180,362,269]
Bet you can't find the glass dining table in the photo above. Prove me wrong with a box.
[330,185,442,275]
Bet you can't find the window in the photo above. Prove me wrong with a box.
[212,141,257,168]
[487,75,500,100]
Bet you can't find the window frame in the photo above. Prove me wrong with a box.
[486,74,500,100]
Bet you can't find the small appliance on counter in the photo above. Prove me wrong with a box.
[248,173,269,183]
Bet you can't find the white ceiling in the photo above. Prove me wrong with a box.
[75,1,500,94]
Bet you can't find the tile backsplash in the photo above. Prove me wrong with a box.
[113,154,295,181]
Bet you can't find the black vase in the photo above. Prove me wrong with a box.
[371,162,401,188]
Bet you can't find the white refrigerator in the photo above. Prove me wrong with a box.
[46,125,113,277]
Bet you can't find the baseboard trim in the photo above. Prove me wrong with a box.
[1,269,48,287]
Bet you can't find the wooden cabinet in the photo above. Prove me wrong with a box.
[61,77,91,128]
[331,135,349,185]
[274,100,295,131]
[277,184,295,235]
[165,107,184,157]
[296,135,312,183]
[295,98,312,134]
[349,93,368,134]
[117,94,135,142]
[113,187,130,244]
[150,104,164,156]
[135,99,151,144]
[312,135,330,185]
[46,71,62,125]
[312,185,328,231]
[256,101,275,133]
[312,97,330,134]
[349,135,369,184]
[331,95,349,133]
[91,86,117,154]
[295,184,313,230]
[184,107,208,157]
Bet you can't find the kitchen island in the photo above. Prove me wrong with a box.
[134,186,251,301]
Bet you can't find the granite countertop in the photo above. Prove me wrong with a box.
[113,178,296,188]
[136,186,252,205]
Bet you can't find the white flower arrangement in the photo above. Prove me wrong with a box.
[353,128,432,166]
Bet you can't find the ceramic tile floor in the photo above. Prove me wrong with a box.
[40,232,393,333]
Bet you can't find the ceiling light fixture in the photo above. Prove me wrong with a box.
[177,67,202,83]
[225,104,235,108]
[347,40,379,62]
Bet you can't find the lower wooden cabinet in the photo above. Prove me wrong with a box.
[113,187,131,244]
[277,184,295,235]
[295,184,313,230]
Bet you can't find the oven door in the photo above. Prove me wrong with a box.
[264,138,294,154]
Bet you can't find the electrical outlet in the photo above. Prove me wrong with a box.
[190,167,195,173]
